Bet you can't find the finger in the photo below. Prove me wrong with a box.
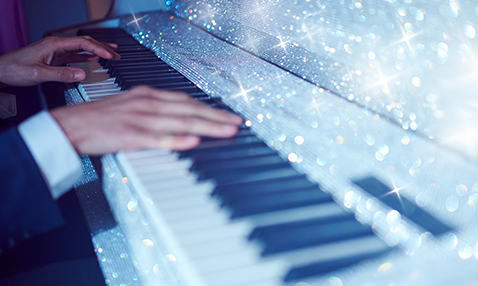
[82,36,121,60]
[127,86,191,101]
[132,114,239,137]
[105,42,118,50]
[138,134,201,151]
[38,66,86,83]
[58,36,121,60]
[65,54,100,63]
[128,97,243,125]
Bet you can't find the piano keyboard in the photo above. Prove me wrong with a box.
[72,28,393,286]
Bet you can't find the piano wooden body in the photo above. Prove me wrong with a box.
[50,2,478,285]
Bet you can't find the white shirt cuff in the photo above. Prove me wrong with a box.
[18,111,82,200]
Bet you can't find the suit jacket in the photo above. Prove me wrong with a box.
[0,127,64,251]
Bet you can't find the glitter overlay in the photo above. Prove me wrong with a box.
[109,4,478,284]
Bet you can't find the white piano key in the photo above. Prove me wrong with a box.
[193,248,262,273]
[249,202,348,228]
[140,169,195,184]
[160,202,226,222]
[80,77,114,84]
[81,77,115,84]
[127,153,181,167]
[82,84,121,92]
[200,256,286,286]
[124,149,172,160]
[167,210,235,235]
[132,159,193,174]
[151,189,215,211]
[146,179,213,198]
[170,215,252,246]
[276,235,389,267]
[185,236,251,259]
[87,90,124,97]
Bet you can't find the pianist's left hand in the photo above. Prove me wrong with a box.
[50,86,244,154]
[0,36,121,87]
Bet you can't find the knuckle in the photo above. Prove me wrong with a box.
[185,116,202,129]
[43,36,56,43]
[130,97,153,110]
[57,69,70,81]
[29,67,40,82]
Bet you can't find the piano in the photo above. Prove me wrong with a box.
[49,1,478,285]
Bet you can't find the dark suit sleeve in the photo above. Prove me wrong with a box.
[0,127,64,251]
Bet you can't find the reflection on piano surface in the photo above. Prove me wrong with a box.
[56,1,478,285]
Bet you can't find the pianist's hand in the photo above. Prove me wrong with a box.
[50,86,243,154]
[0,36,121,87]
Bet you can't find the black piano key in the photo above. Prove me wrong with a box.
[111,50,153,56]
[123,81,195,90]
[179,141,267,158]
[250,214,373,255]
[114,47,152,54]
[115,50,156,55]
[213,176,318,197]
[103,58,165,69]
[189,145,274,163]
[78,28,126,35]
[110,66,177,77]
[200,128,254,143]
[354,177,452,236]
[115,71,182,84]
[194,136,263,149]
[195,98,217,105]
[122,76,191,86]
[107,61,171,69]
[249,212,352,240]
[202,163,292,183]
[284,249,391,282]
[224,187,334,218]
[114,69,181,77]
[192,153,286,174]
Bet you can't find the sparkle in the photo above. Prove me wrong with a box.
[274,36,291,51]
[306,97,326,116]
[231,83,255,105]
[389,22,424,50]
[128,12,147,29]
[359,64,403,102]
[380,180,410,213]
[210,66,221,76]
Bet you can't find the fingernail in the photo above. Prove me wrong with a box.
[74,71,82,80]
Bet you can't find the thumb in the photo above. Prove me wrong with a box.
[39,66,86,83]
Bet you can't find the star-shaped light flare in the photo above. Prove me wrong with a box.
[300,23,321,43]
[389,22,423,51]
[359,65,402,103]
[380,180,409,213]
[306,97,326,117]
[128,11,147,29]
[274,36,290,52]
[231,83,255,106]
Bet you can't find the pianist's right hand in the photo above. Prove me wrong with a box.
[50,86,243,154]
